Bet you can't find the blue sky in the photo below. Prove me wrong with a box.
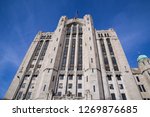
[0,0,150,99]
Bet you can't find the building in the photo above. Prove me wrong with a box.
[5,15,150,100]
[132,55,150,100]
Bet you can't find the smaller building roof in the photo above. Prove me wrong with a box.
[137,55,148,62]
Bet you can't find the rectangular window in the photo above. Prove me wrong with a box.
[30,83,34,89]
[116,75,121,80]
[21,83,26,88]
[136,76,140,82]
[86,76,88,82]
[121,93,127,100]
[138,85,146,92]
[78,92,82,97]
[50,59,53,63]
[100,39,110,71]
[91,58,93,63]
[68,75,73,80]
[119,84,124,89]
[111,93,116,100]
[77,38,82,70]
[77,75,82,80]
[78,84,82,89]
[37,65,41,68]
[32,75,38,80]
[59,74,64,80]
[30,64,34,68]
[93,85,96,92]
[109,84,114,89]
[26,92,32,100]
[68,84,72,89]
[58,83,63,89]
[43,85,46,91]
[57,92,62,96]
[52,76,55,81]
[107,75,112,81]
[141,85,146,92]
[17,91,23,100]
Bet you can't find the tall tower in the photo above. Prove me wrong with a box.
[5,15,142,100]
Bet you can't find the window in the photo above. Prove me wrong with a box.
[138,85,146,92]
[37,65,41,68]
[32,75,38,80]
[52,76,55,81]
[46,35,51,39]
[58,83,63,89]
[86,76,88,82]
[56,38,58,41]
[61,39,69,70]
[119,84,124,89]
[111,93,116,100]
[136,76,140,82]
[77,37,82,70]
[89,37,91,40]
[143,98,150,100]
[59,75,64,80]
[100,39,110,71]
[30,64,34,68]
[109,84,114,89]
[116,75,121,80]
[91,58,93,63]
[78,84,82,89]
[50,59,53,63]
[78,92,82,97]
[77,75,82,80]
[17,91,23,100]
[90,46,92,50]
[43,85,46,91]
[26,92,32,100]
[54,47,56,51]
[57,92,62,96]
[107,75,112,81]
[30,83,34,89]
[69,39,76,70]
[93,85,96,92]
[68,75,73,80]
[121,93,127,100]
[21,83,26,88]
[68,84,72,89]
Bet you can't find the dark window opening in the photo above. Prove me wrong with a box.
[78,84,82,89]
[116,75,121,80]
[111,93,116,100]
[107,75,112,81]
[121,93,127,100]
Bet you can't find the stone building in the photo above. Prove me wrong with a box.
[5,15,150,100]
[131,55,150,100]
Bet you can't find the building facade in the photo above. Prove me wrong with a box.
[5,15,150,100]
